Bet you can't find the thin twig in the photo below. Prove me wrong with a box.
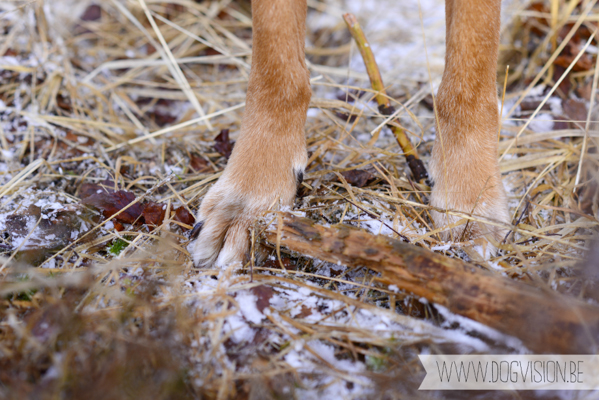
[343,13,429,186]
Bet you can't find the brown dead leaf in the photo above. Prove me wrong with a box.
[576,80,594,101]
[114,221,124,231]
[56,94,72,112]
[341,169,375,188]
[149,100,177,127]
[552,117,569,130]
[190,154,211,173]
[81,189,143,225]
[525,2,550,35]
[295,305,313,318]
[250,285,274,313]
[263,257,296,270]
[563,98,588,122]
[173,207,195,228]
[142,202,166,227]
[213,129,234,159]
[79,182,115,200]
[203,48,223,56]
[552,65,573,97]
[554,53,593,72]
[80,4,101,21]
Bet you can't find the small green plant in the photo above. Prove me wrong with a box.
[366,354,386,372]
[109,238,129,256]
[6,275,38,301]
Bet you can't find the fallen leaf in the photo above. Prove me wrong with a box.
[520,100,552,112]
[250,285,274,313]
[552,117,569,130]
[263,257,296,270]
[142,202,166,227]
[149,100,177,127]
[56,94,72,112]
[79,181,116,200]
[190,154,211,173]
[552,66,573,97]
[80,4,101,21]
[576,80,594,101]
[113,221,124,231]
[525,2,550,35]
[341,169,375,188]
[173,207,195,228]
[81,189,143,225]
[295,305,313,318]
[554,53,593,72]
[213,129,234,159]
[203,48,222,56]
[563,98,588,123]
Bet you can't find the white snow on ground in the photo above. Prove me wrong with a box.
[308,0,525,85]
[182,265,509,397]
[0,189,103,266]
[308,0,447,83]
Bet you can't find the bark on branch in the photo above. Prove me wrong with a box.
[265,213,599,354]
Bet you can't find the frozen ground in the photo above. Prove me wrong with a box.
[0,0,598,398]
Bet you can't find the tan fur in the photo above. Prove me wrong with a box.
[191,0,310,267]
[430,0,509,243]
[192,0,509,267]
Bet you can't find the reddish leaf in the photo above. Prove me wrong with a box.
[146,44,156,55]
[563,98,588,122]
[552,117,569,130]
[149,100,177,127]
[295,305,313,318]
[520,100,552,112]
[341,169,375,188]
[552,65,573,97]
[263,257,296,270]
[142,202,166,227]
[203,48,222,56]
[213,129,234,159]
[80,4,101,21]
[250,285,274,313]
[576,80,594,101]
[81,190,143,224]
[113,221,124,232]
[190,154,210,173]
[56,94,72,112]
[173,207,195,227]
[525,2,550,35]
[79,180,117,200]
[79,183,105,200]
[554,54,593,72]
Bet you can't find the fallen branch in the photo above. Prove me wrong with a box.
[343,13,429,185]
[265,213,599,354]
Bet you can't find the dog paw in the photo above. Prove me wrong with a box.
[429,144,510,248]
[190,133,306,268]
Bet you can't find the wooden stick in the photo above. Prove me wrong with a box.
[265,213,599,354]
[343,13,429,185]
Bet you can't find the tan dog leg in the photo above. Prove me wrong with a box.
[430,0,509,245]
[191,0,310,267]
